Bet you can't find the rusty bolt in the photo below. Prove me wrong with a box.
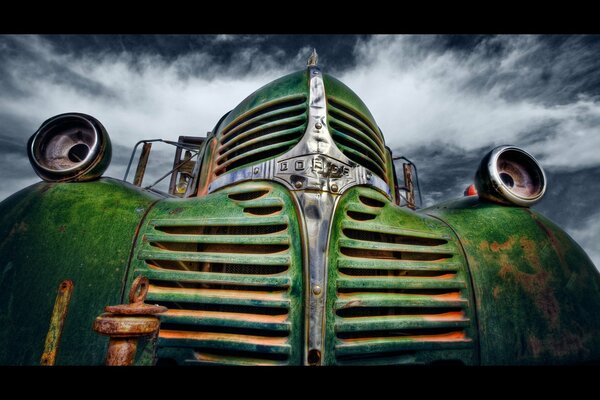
[294,180,303,189]
[330,183,339,193]
[315,122,323,130]
[313,285,322,295]
[93,276,167,366]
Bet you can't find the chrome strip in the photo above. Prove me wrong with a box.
[207,61,391,365]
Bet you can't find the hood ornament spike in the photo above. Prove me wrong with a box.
[307,48,318,67]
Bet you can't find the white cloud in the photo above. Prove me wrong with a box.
[337,35,600,169]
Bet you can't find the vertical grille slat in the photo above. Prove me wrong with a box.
[131,182,302,365]
[327,188,478,365]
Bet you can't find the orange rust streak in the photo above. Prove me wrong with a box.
[432,274,457,280]
[421,311,466,322]
[149,285,286,301]
[159,330,288,346]
[342,331,468,344]
[433,292,463,301]
[490,236,517,252]
[420,331,467,342]
[193,352,284,365]
[164,309,288,324]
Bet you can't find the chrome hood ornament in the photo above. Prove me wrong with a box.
[307,48,318,67]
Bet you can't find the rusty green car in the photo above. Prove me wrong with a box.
[1,53,598,366]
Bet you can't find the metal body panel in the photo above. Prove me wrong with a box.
[425,197,600,364]
[0,178,158,364]
[126,181,304,365]
[325,187,479,365]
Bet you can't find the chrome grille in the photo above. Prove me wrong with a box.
[327,97,387,181]
[327,188,477,365]
[215,94,308,176]
[133,183,302,365]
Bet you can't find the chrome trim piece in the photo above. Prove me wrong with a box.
[207,62,391,364]
[208,68,390,196]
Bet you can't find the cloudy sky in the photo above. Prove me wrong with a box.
[1,34,599,269]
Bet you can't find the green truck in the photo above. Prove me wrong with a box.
[1,54,598,365]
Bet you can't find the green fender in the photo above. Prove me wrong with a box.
[423,196,600,364]
[0,178,159,365]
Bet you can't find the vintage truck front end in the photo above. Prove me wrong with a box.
[1,56,599,365]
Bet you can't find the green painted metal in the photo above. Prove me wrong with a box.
[325,186,479,365]
[126,181,304,365]
[424,196,600,364]
[216,71,308,138]
[322,74,383,141]
[0,178,159,365]
[323,73,392,183]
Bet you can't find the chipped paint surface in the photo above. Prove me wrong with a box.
[426,196,600,364]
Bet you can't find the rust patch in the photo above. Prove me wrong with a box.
[57,225,66,233]
[93,276,167,365]
[496,239,561,329]
[492,286,501,299]
[40,280,74,366]
[478,240,489,251]
[490,236,516,252]
[528,330,588,359]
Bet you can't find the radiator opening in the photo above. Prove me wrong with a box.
[336,306,464,318]
[243,206,283,216]
[337,327,465,340]
[336,350,416,363]
[347,211,377,221]
[150,279,288,293]
[330,127,385,178]
[149,241,289,254]
[148,260,289,275]
[221,96,306,145]
[156,302,288,316]
[337,288,461,296]
[215,144,300,175]
[160,322,289,338]
[155,224,287,235]
[338,268,456,277]
[358,196,386,208]
[228,190,270,201]
[327,98,383,147]
[341,247,453,261]
[343,228,448,246]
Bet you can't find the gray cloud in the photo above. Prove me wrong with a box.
[0,34,598,269]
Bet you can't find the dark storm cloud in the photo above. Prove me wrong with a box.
[0,34,599,268]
